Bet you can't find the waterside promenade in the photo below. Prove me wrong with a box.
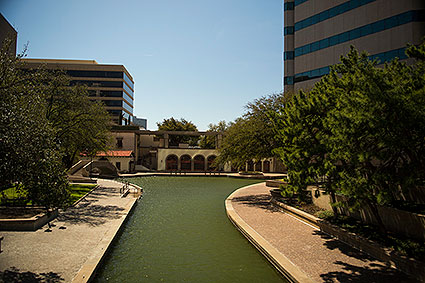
[0,179,139,282]
[226,183,415,283]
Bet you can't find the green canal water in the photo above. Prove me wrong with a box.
[94,176,286,282]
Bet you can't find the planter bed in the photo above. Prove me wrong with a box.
[0,207,58,231]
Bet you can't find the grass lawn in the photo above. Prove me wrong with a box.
[67,184,97,205]
[0,184,97,206]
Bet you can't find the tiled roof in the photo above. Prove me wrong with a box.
[95,150,133,157]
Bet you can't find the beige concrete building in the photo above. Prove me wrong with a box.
[284,0,425,91]
[21,59,135,125]
[108,126,285,173]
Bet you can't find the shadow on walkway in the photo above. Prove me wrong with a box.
[312,230,374,262]
[313,231,417,282]
[0,267,64,282]
[319,260,416,283]
[231,194,281,212]
[57,204,125,226]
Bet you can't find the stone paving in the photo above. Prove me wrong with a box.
[228,183,416,283]
[0,179,138,282]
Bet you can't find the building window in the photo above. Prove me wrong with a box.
[284,26,294,35]
[284,2,294,11]
[115,162,121,170]
[116,138,123,148]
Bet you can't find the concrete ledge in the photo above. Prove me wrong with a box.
[0,208,58,231]
[266,180,287,188]
[71,182,141,283]
[270,199,320,228]
[225,185,315,283]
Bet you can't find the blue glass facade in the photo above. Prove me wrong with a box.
[294,10,424,58]
[284,47,407,85]
[294,0,376,32]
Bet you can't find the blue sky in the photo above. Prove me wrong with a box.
[1,0,283,130]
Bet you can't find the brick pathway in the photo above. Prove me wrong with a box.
[228,183,415,283]
[0,179,138,282]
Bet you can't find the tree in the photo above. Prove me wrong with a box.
[156,117,199,146]
[0,40,69,208]
[0,39,112,208]
[274,42,425,231]
[42,73,111,169]
[199,120,227,149]
[216,93,286,169]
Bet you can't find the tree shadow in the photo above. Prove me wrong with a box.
[313,231,417,282]
[231,194,280,212]
[320,260,417,283]
[0,267,64,282]
[312,230,375,262]
[57,204,125,226]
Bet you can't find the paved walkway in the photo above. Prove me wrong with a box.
[227,183,415,283]
[0,179,139,282]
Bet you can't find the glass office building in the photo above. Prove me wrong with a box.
[284,0,425,91]
[21,59,135,125]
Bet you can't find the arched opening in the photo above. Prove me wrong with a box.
[166,155,178,171]
[207,155,216,171]
[180,155,191,171]
[247,160,254,171]
[263,160,270,173]
[194,155,205,171]
[255,161,262,172]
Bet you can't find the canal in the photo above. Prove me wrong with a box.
[94,176,286,282]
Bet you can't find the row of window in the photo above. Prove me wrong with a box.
[88,90,124,98]
[284,47,407,85]
[66,70,123,79]
[88,89,133,108]
[123,82,134,99]
[284,26,294,36]
[294,0,308,7]
[285,0,308,10]
[123,72,134,90]
[102,99,133,113]
[294,0,376,32]
[123,89,134,105]
[71,80,123,88]
[284,2,294,11]
[123,99,133,113]
[284,51,294,60]
[103,100,122,107]
[294,10,423,58]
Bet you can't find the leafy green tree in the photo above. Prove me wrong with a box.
[199,120,227,149]
[216,93,286,169]
[157,117,199,146]
[0,41,69,208]
[42,73,111,169]
[0,39,112,208]
[274,42,425,231]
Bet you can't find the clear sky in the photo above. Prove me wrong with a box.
[1,0,283,130]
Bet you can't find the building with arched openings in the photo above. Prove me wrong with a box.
[106,126,285,173]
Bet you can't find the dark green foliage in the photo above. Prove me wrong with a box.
[0,40,111,208]
[216,93,286,168]
[199,121,227,149]
[156,117,199,146]
[273,41,425,231]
